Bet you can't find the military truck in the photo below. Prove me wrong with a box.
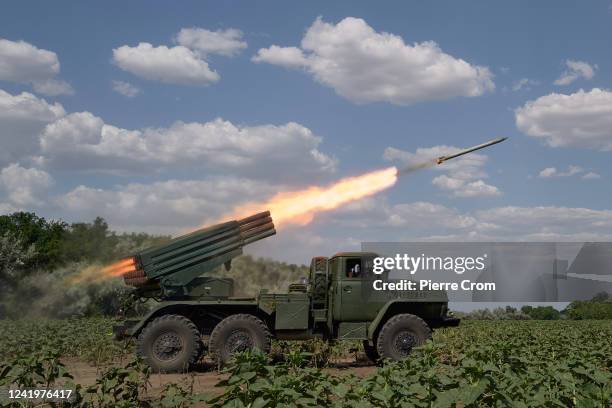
[114,211,459,372]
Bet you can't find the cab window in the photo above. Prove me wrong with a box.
[345,258,362,278]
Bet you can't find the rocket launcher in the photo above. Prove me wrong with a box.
[120,211,276,297]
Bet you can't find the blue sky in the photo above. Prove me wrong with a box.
[1,1,612,263]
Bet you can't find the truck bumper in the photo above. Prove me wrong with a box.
[113,320,139,340]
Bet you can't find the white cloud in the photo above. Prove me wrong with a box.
[0,202,18,214]
[0,38,73,95]
[582,171,601,180]
[0,163,53,206]
[538,165,583,178]
[432,176,500,197]
[387,201,479,230]
[252,45,308,68]
[0,38,59,82]
[31,79,74,96]
[538,167,556,178]
[475,206,612,236]
[175,28,247,57]
[0,89,65,164]
[252,17,494,105]
[112,43,219,85]
[554,60,597,86]
[38,112,337,177]
[343,200,612,242]
[112,80,140,97]
[56,177,278,233]
[384,144,500,197]
[512,78,538,91]
[515,88,612,150]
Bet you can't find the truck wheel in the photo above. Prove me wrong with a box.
[362,340,380,363]
[209,314,271,365]
[376,314,431,361]
[137,314,202,373]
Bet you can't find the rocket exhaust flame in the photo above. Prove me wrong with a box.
[225,166,399,227]
[70,257,137,284]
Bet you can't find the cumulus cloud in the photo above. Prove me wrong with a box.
[38,112,337,178]
[55,177,279,233]
[175,28,247,57]
[112,80,140,97]
[554,60,597,86]
[31,79,74,96]
[386,201,480,230]
[113,26,247,85]
[582,171,601,180]
[0,89,65,165]
[474,206,612,239]
[512,78,538,91]
[112,43,220,85]
[0,163,53,206]
[0,38,73,95]
[432,176,500,197]
[515,88,612,150]
[384,144,500,197]
[252,46,308,68]
[252,17,494,105]
[538,165,583,178]
[339,200,612,242]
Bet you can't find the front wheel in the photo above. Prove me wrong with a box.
[137,314,202,372]
[209,314,271,365]
[376,314,431,361]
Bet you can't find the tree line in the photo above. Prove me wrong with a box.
[455,297,612,321]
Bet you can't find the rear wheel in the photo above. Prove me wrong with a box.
[137,314,202,372]
[209,314,271,365]
[376,314,431,361]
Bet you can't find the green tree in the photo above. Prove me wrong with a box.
[62,217,118,262]
[0,212,67,270]
[565,293,612,319]
[521,305,560,320]
[0,232,37,285]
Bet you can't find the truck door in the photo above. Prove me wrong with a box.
[338,257,365,321]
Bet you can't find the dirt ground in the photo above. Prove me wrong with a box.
[63,357,377,398]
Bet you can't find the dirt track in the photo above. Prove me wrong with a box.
[64,358,377,398]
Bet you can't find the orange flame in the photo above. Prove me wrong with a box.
[225,166,399,227]
[103,258,136,277]
[69,258,136,284]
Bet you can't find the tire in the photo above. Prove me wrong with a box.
[209,314,271,365]
[376,314,431,361]
[137,314,202,373]
[362,340,380,363]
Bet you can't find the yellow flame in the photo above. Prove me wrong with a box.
[225,166,399,227]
